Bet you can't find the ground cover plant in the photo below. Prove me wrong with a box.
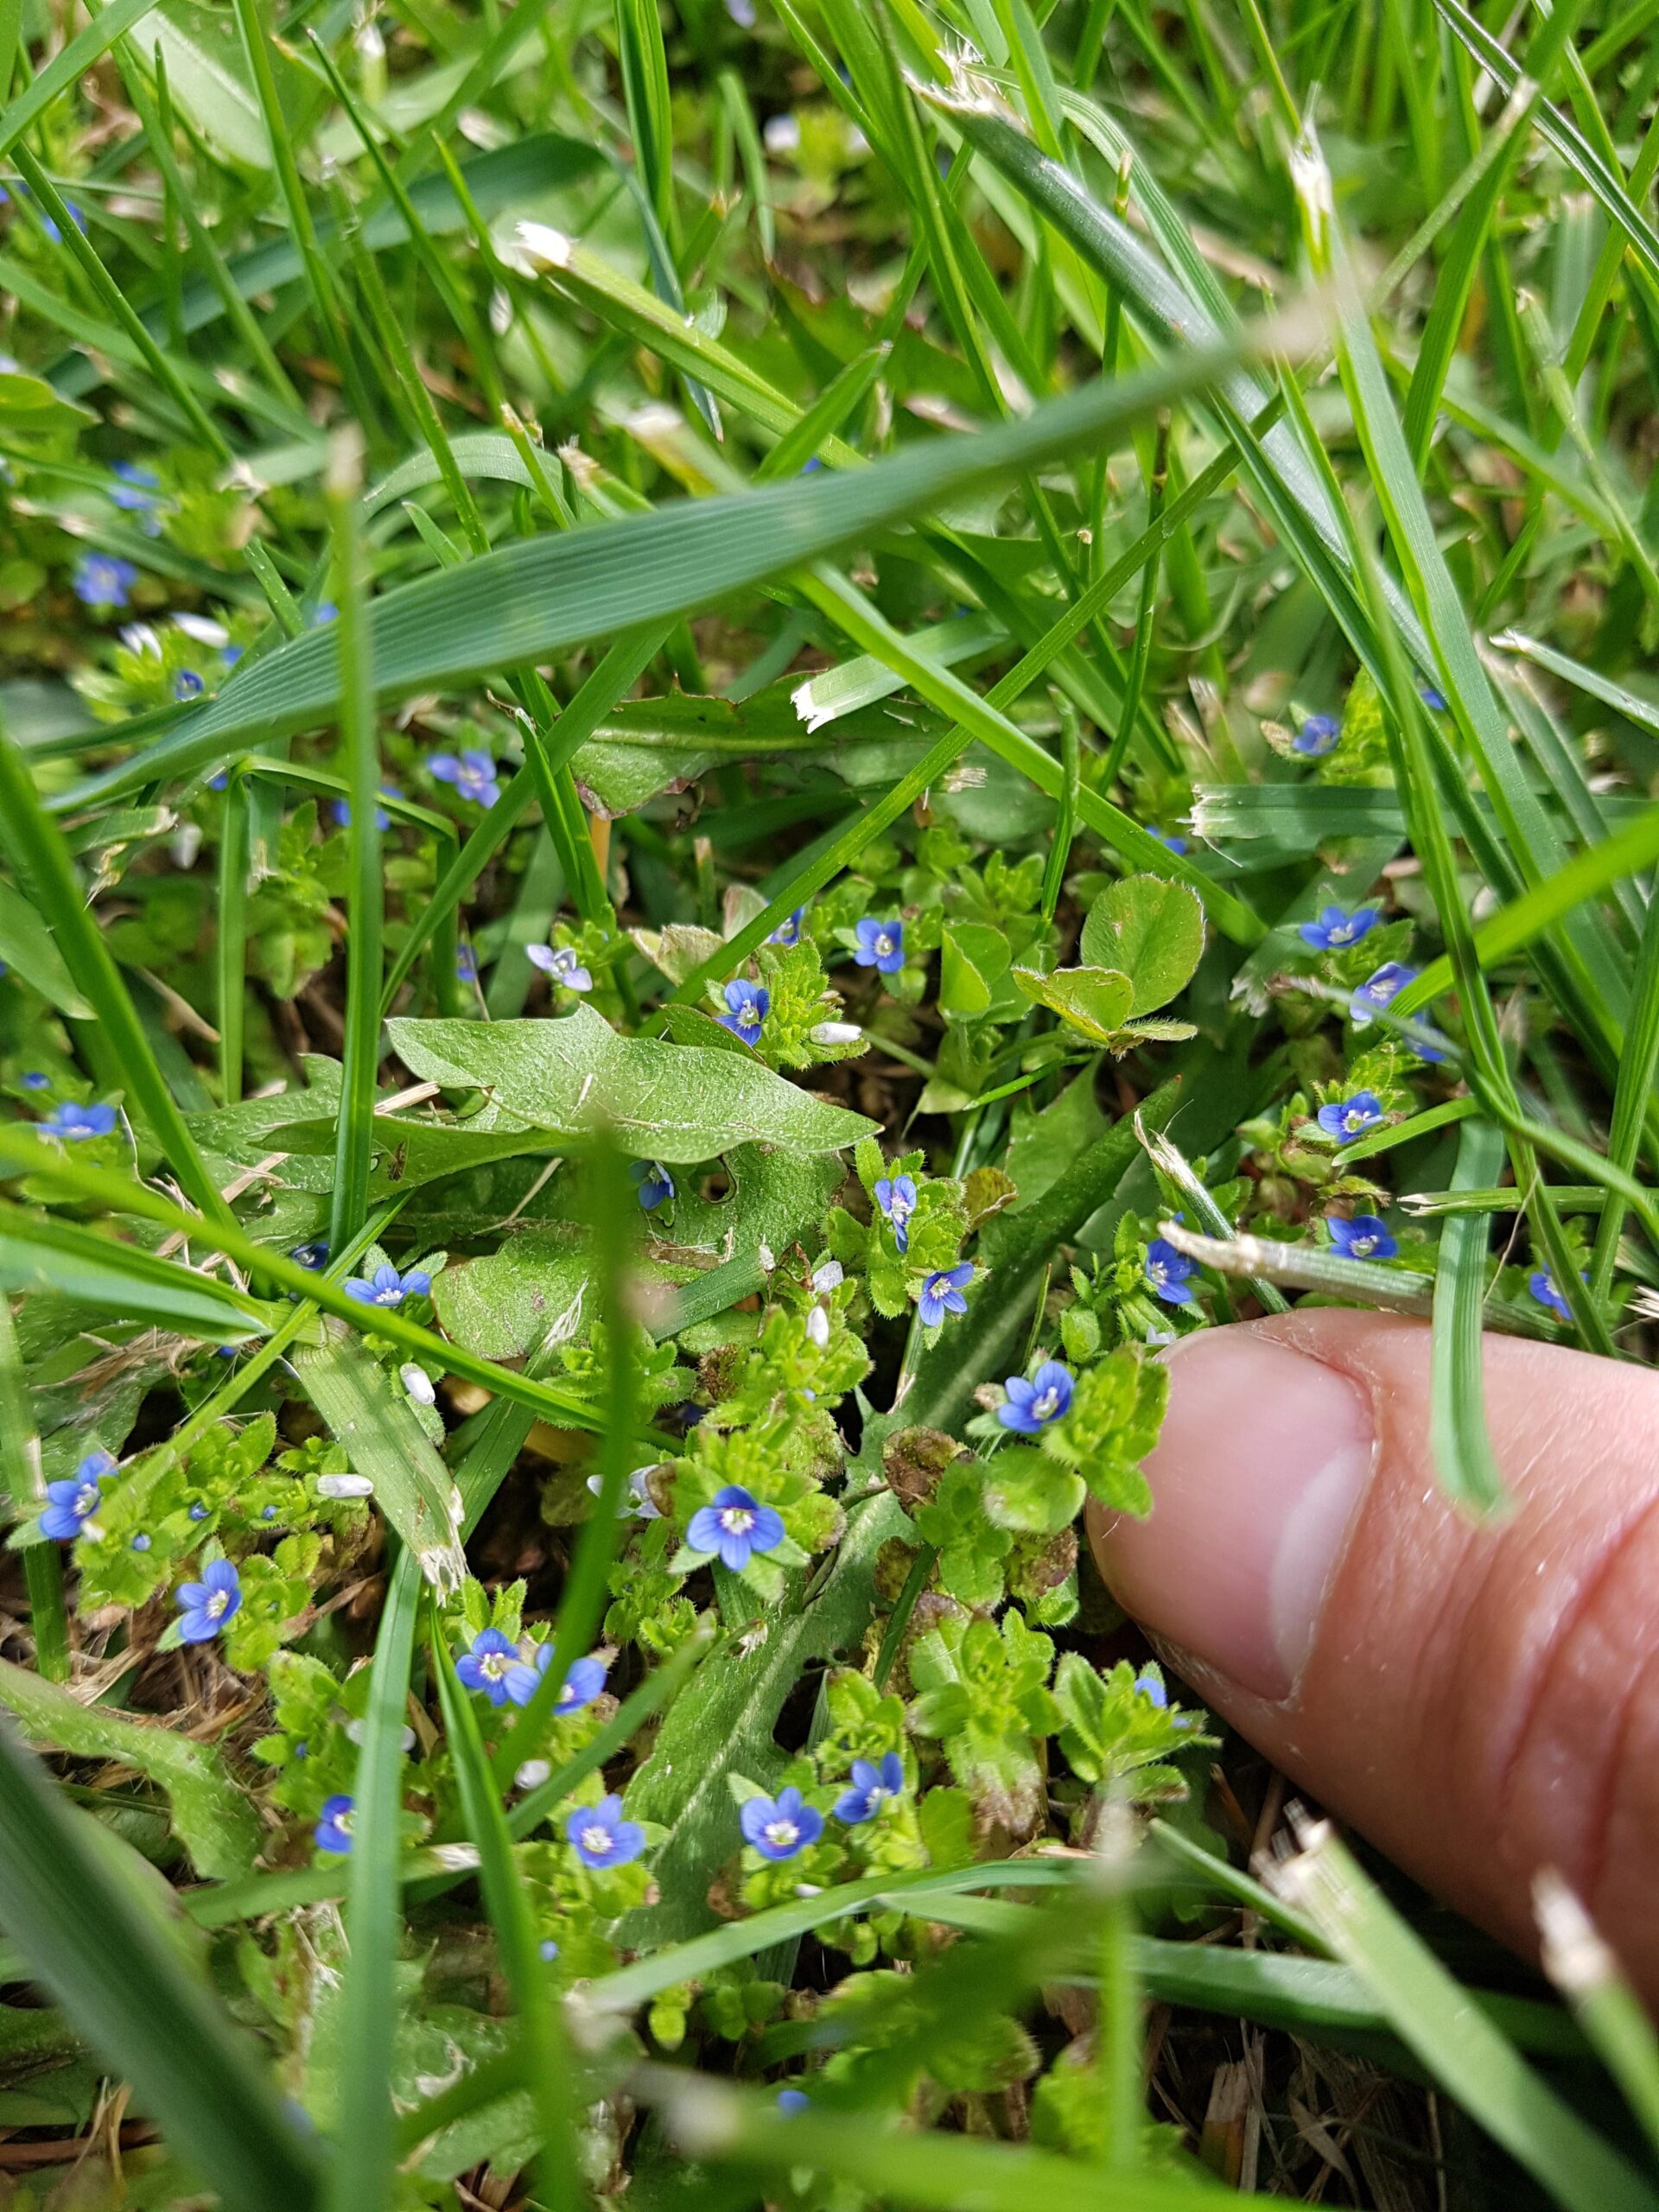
[6,0,1659,2202]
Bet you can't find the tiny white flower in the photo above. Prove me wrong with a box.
[810,1021,861,1046]
[810,1259,843,1294]
[805,1306,830,1347]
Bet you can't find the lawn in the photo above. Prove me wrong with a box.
[2,0,1659,2205]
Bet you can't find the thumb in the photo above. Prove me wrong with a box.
[1089,1313,1659,1999]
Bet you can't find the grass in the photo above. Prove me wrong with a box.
[1,0,1658,2206]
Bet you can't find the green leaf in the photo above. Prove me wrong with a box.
[0,878,92,1015]
[146,0,273,169]
[940,919,1013,1020]
[0,368,95,457]
[0,1658,262,1878]
[385,1006,877,1160]
[981,1446,1083,1535]
[0,1211,270,1342]
[1013,963,1134,1043]
[1078,874,1205,1014]
[289,1324,467,1592]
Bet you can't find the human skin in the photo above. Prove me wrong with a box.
[1089,1312,1659,2002]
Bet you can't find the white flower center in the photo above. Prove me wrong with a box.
[334,1810,354,1837]
[579,1824,613,1857]
[1351,1236,1376,1256]
[720,1506,755,1534]
[1032,1389,1060,1420]
[74,1484,99,1514]
[764,1819,799,1849]
[207,1589,231,1619]
[481,1651,508,1679]
[874,932,893,956]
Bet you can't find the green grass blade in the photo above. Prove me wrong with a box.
[1429,1117,1510,1515]
[0,1722,324,2212]
[0,1288,67,1681]
[325,1549,419,2212]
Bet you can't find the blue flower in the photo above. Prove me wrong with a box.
[1134,1670,1168,1707]
[717,977,770,1043]
[456,945,478,984]
[309,601,338,626]
[505,1643,607,1713]
[110,461,160,511]
[1299,905,1378,953]
[834,1751,904,1825]
[1315,1090,1386,1143]
[740,1784,823,1860]
[631,1159,675,1211]
[527,944,593,991]
[538,1938,560,1961]
[767,906,806,946]
[342,1261,431,1307]
[1420,683,1446,711]
[1328,1213,1397,1262]
[998,1359,1074,1433]
[1144,1237,1196,1304]
[315,1795,354,1853]
[874,1173,917,1253]
[1293,714,1340,757]
[41,1100,117,1140]
[687,1484,785,1569]
[130,1531,151,1551]
[73,554,137,609]
[1152,829,1188,855]
[40,1449,116,1541]
[1530,1268,1577,1322]
[1350,961,1415,1024]
[916,1263,971,1327]
[456,1627,518,1706]
[854,917,905,974]
[175,1558,241,1643]
[172,670,205,702]
[331,785,400,831]
[20,1071,49,1090]
[290,1240,330,1271]
[567,1792,645,1869]
[429,749,500,807]
[777,2087,810,2113]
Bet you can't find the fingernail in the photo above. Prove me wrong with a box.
[1095,1329,1375,1700]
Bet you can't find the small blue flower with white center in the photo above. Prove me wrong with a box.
[110,461,160,512]
[175,1558,241,1643]
[527,944,593,991]
[505,1644,607,1713]
[998,1359,1074,1433]
[429,749,500,807]
[290,1240,329,1271]
[41,1100,117,1141]
[73,554,137,609]
[1328,1214,1397,1262]
[767,906,806,946]
[1299,905,1378,953]
[172,670,205,702]
[1316,1090,1386,1143]
[567,1793,645,1869]
[1351,962,1446,1061]
[130,1531,151,1551]
[1530,1268,1577,1322]
[188,1501,209,1522]
[687,1484,785,1570]
[1293,714,1340,757]
[916,1262,972,1327]
[456,1628,518,1706]
[716,977,769,1043]
[20,1071,49,1090]
[315,1795,354,1854]
[41,1449,117,1541]
[741,1785,823,1861]
[1144,1237,1196,1304]
[874,1173,917,1253]
[834,1751,904,1825]
[631,1159,675,1211]
[343,1261,431,1307]
[854,917,905,974]
[1134,1670,1169,1708]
